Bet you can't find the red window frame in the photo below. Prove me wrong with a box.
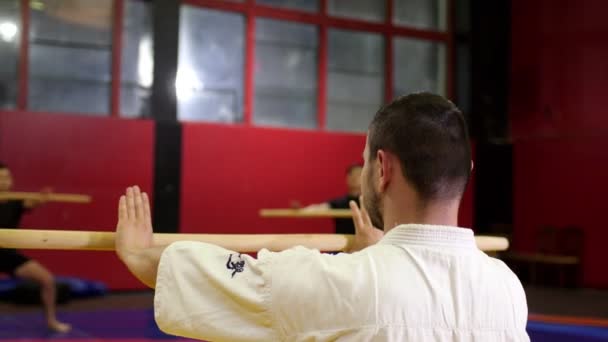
[16,0,125,117]
[183,0,453,130]
[14,0,453,125]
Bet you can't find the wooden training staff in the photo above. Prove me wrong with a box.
[0,229,509,252]
[0,192,91,204]
[260,209,353,219]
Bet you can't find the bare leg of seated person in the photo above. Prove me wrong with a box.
[14,260,72,333]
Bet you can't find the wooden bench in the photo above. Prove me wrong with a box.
[500,226,583,287]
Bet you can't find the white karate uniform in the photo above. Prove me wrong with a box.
[154,224,529,341]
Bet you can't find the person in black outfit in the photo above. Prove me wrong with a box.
[302,164,363,234]
[0,162,71,333]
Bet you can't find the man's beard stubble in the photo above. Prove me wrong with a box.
[363,176,384,230]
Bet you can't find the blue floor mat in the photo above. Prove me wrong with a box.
[528,321,608,341]
[0,308,192,340]
[1,308,607,341]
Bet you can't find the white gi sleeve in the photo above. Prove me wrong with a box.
[154,241,279,342]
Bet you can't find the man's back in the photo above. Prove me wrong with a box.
[271,225,529,341]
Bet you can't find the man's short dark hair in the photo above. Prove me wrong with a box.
[0,162,7,170]
[368,92,471,202]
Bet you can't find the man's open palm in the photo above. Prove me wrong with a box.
[116,186,154,259]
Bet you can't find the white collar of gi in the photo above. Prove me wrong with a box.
[378,224,477,250]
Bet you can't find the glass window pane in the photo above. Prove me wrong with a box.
[28,0,113,115]
[328,0,385,23]
[256,0,319,12]
[254,19,317,129]
[394,0,447,31]
[0,0,20,110]
[393,37,446,98]
[327,29,384,132]
[178,6,244,123]
[121,0,153,118]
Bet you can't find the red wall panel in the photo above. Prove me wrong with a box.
[181,124,366,235]
[0,111,155,289]
[510,0,608,287]
[513,137,608,287]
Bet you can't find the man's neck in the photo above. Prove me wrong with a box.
[382,199,461,234]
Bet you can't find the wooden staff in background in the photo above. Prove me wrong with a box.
[260,208,353,219]
[0,191,92,204]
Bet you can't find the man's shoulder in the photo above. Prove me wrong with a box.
[474,254,527,307]
[487,255,522,281]
[260,246,356,264]
[260,246,378,283]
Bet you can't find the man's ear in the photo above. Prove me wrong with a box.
[377,149,392,192]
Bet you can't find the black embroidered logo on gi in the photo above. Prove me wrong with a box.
[226,253,245,278]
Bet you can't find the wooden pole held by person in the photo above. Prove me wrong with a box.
[0,229,509,252]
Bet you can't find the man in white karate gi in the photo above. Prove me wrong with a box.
[115,92,529,342]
